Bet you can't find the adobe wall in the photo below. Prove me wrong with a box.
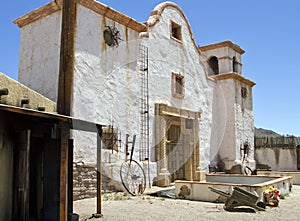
[0,73,56,112]
[255,147,297,171]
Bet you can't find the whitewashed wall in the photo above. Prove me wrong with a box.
[18,11,61,102]
[16,2,255,181]
[201,47,243,75]
[72,5,141,163]
[234,82,255,166]
[210,78,255,170]
[214,79,236,168]
[210,80,233,167]
[142,5,214,171]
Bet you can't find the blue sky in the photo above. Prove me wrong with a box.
[1,0,300,136]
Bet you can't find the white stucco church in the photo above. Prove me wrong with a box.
[14,0,255,187]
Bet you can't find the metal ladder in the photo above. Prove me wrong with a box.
[138,44,150,187]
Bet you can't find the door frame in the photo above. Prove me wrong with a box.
[154,103,201,185]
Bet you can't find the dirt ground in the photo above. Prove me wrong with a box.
[74,185,300,221]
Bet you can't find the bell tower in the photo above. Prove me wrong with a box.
[200,40,244,76]
[200,41,256,172]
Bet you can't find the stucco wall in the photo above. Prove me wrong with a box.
[210,80,234,168]
[234,81,255,164]
[15,2,255,183]
[210,77,255,170]
[255,147,297,171]
[18,10,61,102]
[69,4,219,184]
[201,47,243,75]
[71,5,141,162]
[144,5,214,171]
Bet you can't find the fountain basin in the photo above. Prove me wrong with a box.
[257,171,300,185]
[175,174,292,202]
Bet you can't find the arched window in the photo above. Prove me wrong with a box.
[167,125,181,142]
[208,56,219,76]
[233,56,238,73]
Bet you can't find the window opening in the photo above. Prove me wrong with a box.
[172,73,185,98]
[241,87,248,98]
[171,21,182,41]
[101,125,121,152]
[233,56,238,73]
[208,56,219,76]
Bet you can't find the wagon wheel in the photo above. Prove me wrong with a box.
[120,159,146,196]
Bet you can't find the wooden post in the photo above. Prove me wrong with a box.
[60,124,69,221]
[96,125,103,217]
[57,0,76,116]
[58,0,76,219]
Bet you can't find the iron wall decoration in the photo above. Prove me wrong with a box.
[103,23,122,47]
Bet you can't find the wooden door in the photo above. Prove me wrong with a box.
[166,125,185,182]
[43,138,61,221]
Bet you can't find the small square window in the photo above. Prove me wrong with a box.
[172,73,184,98]
[171,21,182,41]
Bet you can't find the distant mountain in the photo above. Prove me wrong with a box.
[254,127,281,137]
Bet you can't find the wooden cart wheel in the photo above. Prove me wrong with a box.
[120,159,146,196]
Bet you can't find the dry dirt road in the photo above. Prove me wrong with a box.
[74,185,300,221]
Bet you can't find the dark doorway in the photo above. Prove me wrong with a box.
[29,137,45,220]
[13,132,61,221]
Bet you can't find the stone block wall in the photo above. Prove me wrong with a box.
[73,164,97,201]
[73,163,119,201]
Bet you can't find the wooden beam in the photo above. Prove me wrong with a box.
[57,0,77,116]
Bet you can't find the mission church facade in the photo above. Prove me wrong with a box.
[14,0,255,186]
